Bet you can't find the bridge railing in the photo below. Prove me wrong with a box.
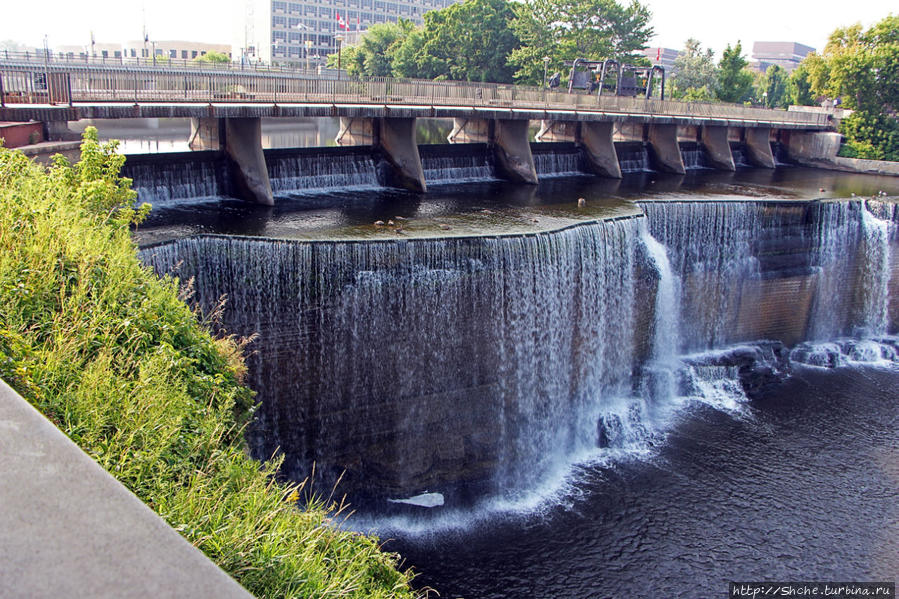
[0,61,830,127]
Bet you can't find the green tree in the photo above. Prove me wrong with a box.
[392,0,521,82]
[805,15,899,113]
[761,64,789,108]
[196,51,230,64]
[669,38,717,99]
[327,22,413,77]
[716,41,754,103]
[508,0,653,84]
[806,15,899,161]
[788,62,816,106]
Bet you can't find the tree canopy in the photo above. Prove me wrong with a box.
[394,0,520,81]
[804,15,899,161]
[196,51,230,63]
[326,22,413,77]
[760,64,789,108]
[669,38,717,99]
[508,0,653,84]
[716,41,754,103]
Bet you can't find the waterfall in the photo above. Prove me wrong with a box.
[731,143,751,168]
[266,147,379,193]
[679,142,712,170]
[532,144,584,177]
[638,223,682,404]
[123,151,227,204]
[142,218,651,505]
[856,202,894,337]
[617,142,653,174]
[141,197,898,515]
[420,143,495,184]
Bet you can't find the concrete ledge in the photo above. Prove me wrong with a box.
[0,378,253,599]
[799,156,899,176]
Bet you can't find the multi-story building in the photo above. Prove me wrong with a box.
[122,41,232,61]
[56,43,124,61]
[641,47,681,71]
[751,41,815,73]
[236,0,458,67]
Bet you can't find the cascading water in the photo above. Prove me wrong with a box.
[731,143,751,168]
[532,145,584,177]
[420,144,495,184]
[123,151,228,204]
[266,147,380,193]
[141,196,898,523]
[617,142,654,174]
[679,142,712,170]
[856,202,894,337]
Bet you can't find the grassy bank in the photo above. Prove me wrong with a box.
[0,130,419,599]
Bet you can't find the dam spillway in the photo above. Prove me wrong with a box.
[140,195,899,509]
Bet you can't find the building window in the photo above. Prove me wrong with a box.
[192,50,198,58]
[101,50,109,58]
[182,50,188,59]
[114,50,122,58]
[169,49,177,58]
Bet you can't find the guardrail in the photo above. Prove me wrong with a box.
[0,59,831,128]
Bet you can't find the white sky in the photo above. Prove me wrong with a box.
[0,0,894,57]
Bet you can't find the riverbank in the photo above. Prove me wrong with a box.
[0,132,419,598]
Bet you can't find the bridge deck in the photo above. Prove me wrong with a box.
[0,60,832,130]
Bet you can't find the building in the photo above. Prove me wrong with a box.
[641,47,681,71]
[751,41,815,73]
[236,0,458,67]
[56,43,124,61]
[122,41,232,62]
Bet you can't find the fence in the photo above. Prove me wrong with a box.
[0,59,831,128]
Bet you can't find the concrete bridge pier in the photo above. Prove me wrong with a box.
[188,117,274,205]
[647,124,686,174]
[744,127,776,168]
[580,121,623,179]
[336,117,426,192]
[782,131,842,164]
[449,118,537,184]
[535,121,620,178]
[701,125,736,171]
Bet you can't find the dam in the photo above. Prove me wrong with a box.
[117,114,899,595]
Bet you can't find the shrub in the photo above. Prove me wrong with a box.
[0,128,419,599]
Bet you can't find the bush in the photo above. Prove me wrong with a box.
[838,110,899,162]
[0,129,419,599]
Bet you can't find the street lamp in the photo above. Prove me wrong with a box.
[295,22,309,70]
[305,39,313,72]
[542,56,550,89]
[335,33,345,80]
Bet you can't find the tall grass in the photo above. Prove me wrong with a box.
[0,129,420,599]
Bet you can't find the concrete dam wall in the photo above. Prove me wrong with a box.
[140,199,898,507]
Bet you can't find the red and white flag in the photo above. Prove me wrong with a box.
[336,12,349,30]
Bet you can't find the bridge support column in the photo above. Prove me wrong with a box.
[449,118,536,184]
[223,118,274,206]
[701,125,736,171]
[493,119,538,185]
[188,118,223,151]
[647,124,686,174]
[744,127,775,168]
[336,117,425,192]
[580,121,622,179]
[378,117,426,193]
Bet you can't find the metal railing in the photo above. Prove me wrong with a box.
[0,59,831,128]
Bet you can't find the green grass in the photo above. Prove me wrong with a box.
[0,129,420,599]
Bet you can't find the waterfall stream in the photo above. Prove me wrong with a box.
[141,198,898,517]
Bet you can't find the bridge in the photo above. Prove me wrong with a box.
[0,58,837,204]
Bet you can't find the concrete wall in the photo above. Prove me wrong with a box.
[0,122,44,148]
[0,379,252,598]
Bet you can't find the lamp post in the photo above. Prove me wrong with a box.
[542,56,550,103]
[305,40,313,72]
[295,22,309,70]
[335,33,344,80]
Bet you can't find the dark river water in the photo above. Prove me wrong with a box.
[384,364,898,598]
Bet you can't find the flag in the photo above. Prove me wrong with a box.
[656,48,660,61]
[336,12,348,30]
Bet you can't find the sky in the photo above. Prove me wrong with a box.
[0,0,894,57]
